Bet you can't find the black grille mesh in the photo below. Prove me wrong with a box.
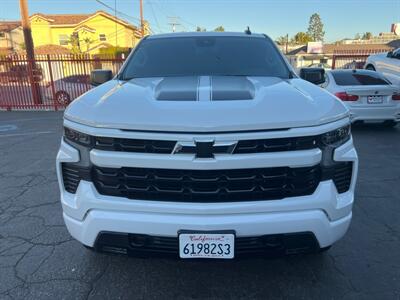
[62,164,81,193]
[91,165,321,202]
[95,137,176,154]
[93,135,320,154]
[333,162,353,193]
[233,136,317,154]
[62,162,353,198]
[95,232,319,257]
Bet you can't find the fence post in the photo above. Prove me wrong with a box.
[47,54,58,111]
[332,55,336,70]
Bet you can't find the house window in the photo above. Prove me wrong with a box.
[59,34,69,46]
[0,32,5,39]
[99,34,106,41]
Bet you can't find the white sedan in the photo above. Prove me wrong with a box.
[365,48,400,86]
[321,69,400,126]
[45,75,91,105]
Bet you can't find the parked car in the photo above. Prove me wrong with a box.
[0,64,43,84]
[47,75,90,105]
[320,69,400,126]
[57,32,358,259]
[308,63,332,70]
[365,48,400,85]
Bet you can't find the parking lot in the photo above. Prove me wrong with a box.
[0,111,399,299]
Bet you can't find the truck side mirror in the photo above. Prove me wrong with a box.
[90,70,113,86]
[299,68,325,85]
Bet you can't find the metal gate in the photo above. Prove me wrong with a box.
[0,54,125,111]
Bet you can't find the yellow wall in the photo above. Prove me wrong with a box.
[30,13,139,53]
[31,16,53,45]
[84,14,132,47]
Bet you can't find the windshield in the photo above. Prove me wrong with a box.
[121,36,290,79]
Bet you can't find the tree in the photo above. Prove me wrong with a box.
[275,35,288,46]
[82,37,94,53]
[307,13,325,41]
[196,26,206,32]
[214,26,225,32]
[354,33,361,40]
[68,33,81,54]
[362,32,373,40]
[291,32,312,44]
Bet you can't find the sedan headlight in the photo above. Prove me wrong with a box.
[321,124,351,147]
[64,127,93,147]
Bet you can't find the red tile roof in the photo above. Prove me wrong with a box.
[30,10,138,30]
[0,21,21,32]
[17,44,72,55]
[323,43,392,54]
[32,13,91,25]
[0,47,13,56]
[287,43,394,56]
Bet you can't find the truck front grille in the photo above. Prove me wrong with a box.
[93,135,319,154]
[95,137,176,154]
[62,162,353,200]
[91,165,321,202]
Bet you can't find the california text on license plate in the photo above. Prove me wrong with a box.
[179,232,235,259]
[367,95,383,104]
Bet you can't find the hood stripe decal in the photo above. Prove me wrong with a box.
[197,76,212,101]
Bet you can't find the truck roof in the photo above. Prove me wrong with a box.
[146,31,266,40]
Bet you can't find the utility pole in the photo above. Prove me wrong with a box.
[19,0,34,61]
[19,0,41,104]
[168,16,180,33]
[139,0,144,37]
[285,33,289,54]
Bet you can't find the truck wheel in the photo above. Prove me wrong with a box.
[383,120,398,128]
[365,65,375,71]
[319,246,331,253]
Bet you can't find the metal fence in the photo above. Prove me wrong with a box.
[331,49,388,70]
[0,54,125,111]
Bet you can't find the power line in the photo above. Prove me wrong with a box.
[94,0,141,25]
[150,0,197,30]
[148,1,163,33]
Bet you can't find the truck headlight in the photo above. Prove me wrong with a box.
[321,124,351,147]
[64,127,93,147]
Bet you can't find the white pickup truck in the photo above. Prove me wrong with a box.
[57,32,358,259]
[365,48,400,86]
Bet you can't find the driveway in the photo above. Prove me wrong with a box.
[0,112,399,299]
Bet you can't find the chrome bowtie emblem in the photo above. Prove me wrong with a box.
[173,140,237,158]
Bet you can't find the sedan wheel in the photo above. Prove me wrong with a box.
[56,91,71,106]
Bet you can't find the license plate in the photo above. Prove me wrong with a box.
[179,231,235,259]
[367,95,383,104]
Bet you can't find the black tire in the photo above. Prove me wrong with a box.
[83,244,94,251]
[55,91,71,106]
[319,245,331,253]
[365,64,375,71]
[383,120,398,128]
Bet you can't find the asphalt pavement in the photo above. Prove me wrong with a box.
[0,111,399,300]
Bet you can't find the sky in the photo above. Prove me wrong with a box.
[0,0,399,42]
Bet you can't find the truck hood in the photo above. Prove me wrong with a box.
[65,76,349,132]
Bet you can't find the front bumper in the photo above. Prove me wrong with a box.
[57,118,358,254]
[63,184,352,249]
